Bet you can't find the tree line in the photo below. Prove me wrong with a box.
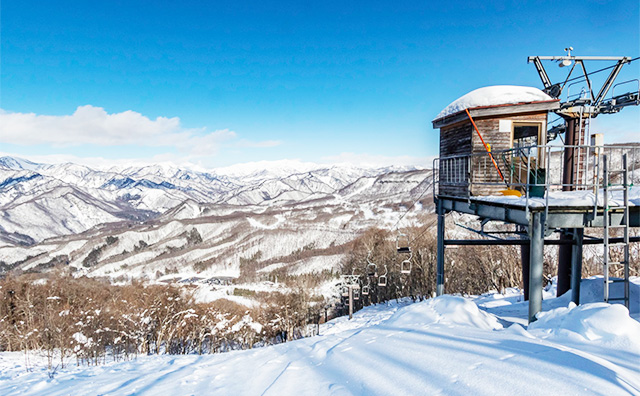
[0,272,325,370]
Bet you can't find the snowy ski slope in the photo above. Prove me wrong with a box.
[1,277,638,396]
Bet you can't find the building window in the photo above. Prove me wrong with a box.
[513,124,540,149]
[510,122,545,181]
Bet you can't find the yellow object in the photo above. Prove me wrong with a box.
[499,189,522,197]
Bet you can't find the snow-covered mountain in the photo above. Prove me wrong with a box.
[0,156,433,280]
[0,156,425,245]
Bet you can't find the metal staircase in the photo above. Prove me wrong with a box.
[602,153,630,308]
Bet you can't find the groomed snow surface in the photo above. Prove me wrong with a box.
[435,85,554,120]
[1,277,639,395]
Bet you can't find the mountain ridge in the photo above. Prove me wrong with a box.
[0,156,429,245]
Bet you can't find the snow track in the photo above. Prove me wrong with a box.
[1,294,638,396]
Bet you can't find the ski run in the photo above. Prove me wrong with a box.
[1,276,638,396]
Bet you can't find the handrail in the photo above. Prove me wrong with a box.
[434,144,639,205]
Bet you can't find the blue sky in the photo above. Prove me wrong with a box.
[1,0,638,169]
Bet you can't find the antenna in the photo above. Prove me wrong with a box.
[527,49,638,115]
[558,47,573,67]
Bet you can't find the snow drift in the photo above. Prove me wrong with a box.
[387,295,503,330]
[529,302,640,351]
[1,288,639,396]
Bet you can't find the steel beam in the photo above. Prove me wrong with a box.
[570,228,584,305]
[528,212,545,323]
[521,233,531,301]
[594,59,630,105]
[437,196,640,229]
[528,56,631,61]
[436,200,446,296]
[443,236,639,246]
[557,231,573,297]
[348,286,353,320]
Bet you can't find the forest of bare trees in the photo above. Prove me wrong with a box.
[0,272,325,370]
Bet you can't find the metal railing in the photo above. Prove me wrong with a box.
[434,144,639,213]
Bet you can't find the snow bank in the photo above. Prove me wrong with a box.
[529,302,640,351]
[387,295,503,330]
[577,276,640,315]
[2,294,639,396]
[435,85,553,119]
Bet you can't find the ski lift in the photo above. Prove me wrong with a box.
[353,287,360,300]
[396,233,411,254]
[400,259,412,274]
[362,277,370,295]
[400,251,413,275]
[341,285,349,297]
[378,265,388,287]
[366,251,377,277]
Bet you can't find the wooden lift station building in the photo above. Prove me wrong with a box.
[431,82,639,323]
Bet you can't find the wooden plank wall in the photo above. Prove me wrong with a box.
[439,122,472,196]
[437,112,548,197]
[470,113,547,195]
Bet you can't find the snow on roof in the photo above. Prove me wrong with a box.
[435,85,554,120]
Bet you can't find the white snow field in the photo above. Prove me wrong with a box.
[1,278,639,396]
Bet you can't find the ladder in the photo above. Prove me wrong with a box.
[602,153,630,309]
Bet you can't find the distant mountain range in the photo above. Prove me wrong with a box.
[0,156,420,244]
[0,156,433,282]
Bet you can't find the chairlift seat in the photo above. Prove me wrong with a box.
[378,276,387,287]
[397,247,411,254]
[400,259,411,274]
[362,286,370,295]
[367,265,377,277]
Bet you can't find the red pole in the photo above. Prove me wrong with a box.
[465,109,506,183]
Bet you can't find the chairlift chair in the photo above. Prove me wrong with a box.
[400,259,412,274]
[378,265,388,287]
[362,284,370,295]
[353,287,360,300]
[341,285,349,297]
[400,251,413,275]
[366,251,377,277]
[396,233,411,254]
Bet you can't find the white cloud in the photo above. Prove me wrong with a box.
[0,106,183,146]
[0,106,279,158]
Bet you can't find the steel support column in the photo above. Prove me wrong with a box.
[570,228,584,305]
[558,118,577,297]
[557,231,573,296]
[528,212,545,323]
[436,199,446,296]
[521,234,530,301]
[348,287,353,320]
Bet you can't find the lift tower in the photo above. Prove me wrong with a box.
[527,49,639,297]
